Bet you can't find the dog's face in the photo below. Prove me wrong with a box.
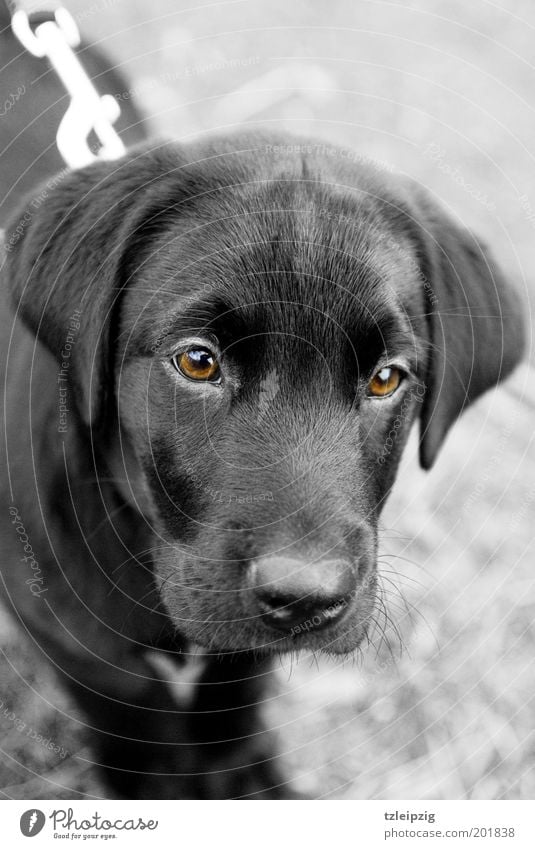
[5,134,524,654]
[115,172,428,654]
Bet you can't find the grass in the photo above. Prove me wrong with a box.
[1,0,533,799]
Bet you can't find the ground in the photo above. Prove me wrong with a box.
[0,0,533,799]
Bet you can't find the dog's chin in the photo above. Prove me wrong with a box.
[173,616,371,659]
[158,567,377,658]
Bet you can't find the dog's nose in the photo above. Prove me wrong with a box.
[250,556,356,632]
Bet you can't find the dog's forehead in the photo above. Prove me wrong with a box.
[124,153,422,351]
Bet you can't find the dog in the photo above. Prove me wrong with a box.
[0,15,525,800]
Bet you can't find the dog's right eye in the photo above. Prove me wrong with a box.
[172,348,220,382]
[367,365,403,397]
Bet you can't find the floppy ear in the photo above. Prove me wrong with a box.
[3,144,189,428]
[399,184,525,469]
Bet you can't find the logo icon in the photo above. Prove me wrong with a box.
[20,809,46,837]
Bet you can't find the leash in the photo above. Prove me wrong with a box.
[4,0,126,168]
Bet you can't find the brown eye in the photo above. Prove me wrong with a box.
[367,365,402,397]
[173,348,220,382]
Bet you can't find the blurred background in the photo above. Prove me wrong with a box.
[1,0,534,799]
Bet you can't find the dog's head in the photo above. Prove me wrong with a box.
[4,134,524,654]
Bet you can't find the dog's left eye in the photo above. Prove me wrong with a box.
[172,348,220,382]
[367,365,403,398]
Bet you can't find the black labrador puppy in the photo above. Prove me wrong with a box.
[0,70,524,797]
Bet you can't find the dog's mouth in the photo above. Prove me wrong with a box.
[158,577,376,657]
[255,586,376,655]
[154,544,378,655]
[257,593,352,636]
[198,614,373,658]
